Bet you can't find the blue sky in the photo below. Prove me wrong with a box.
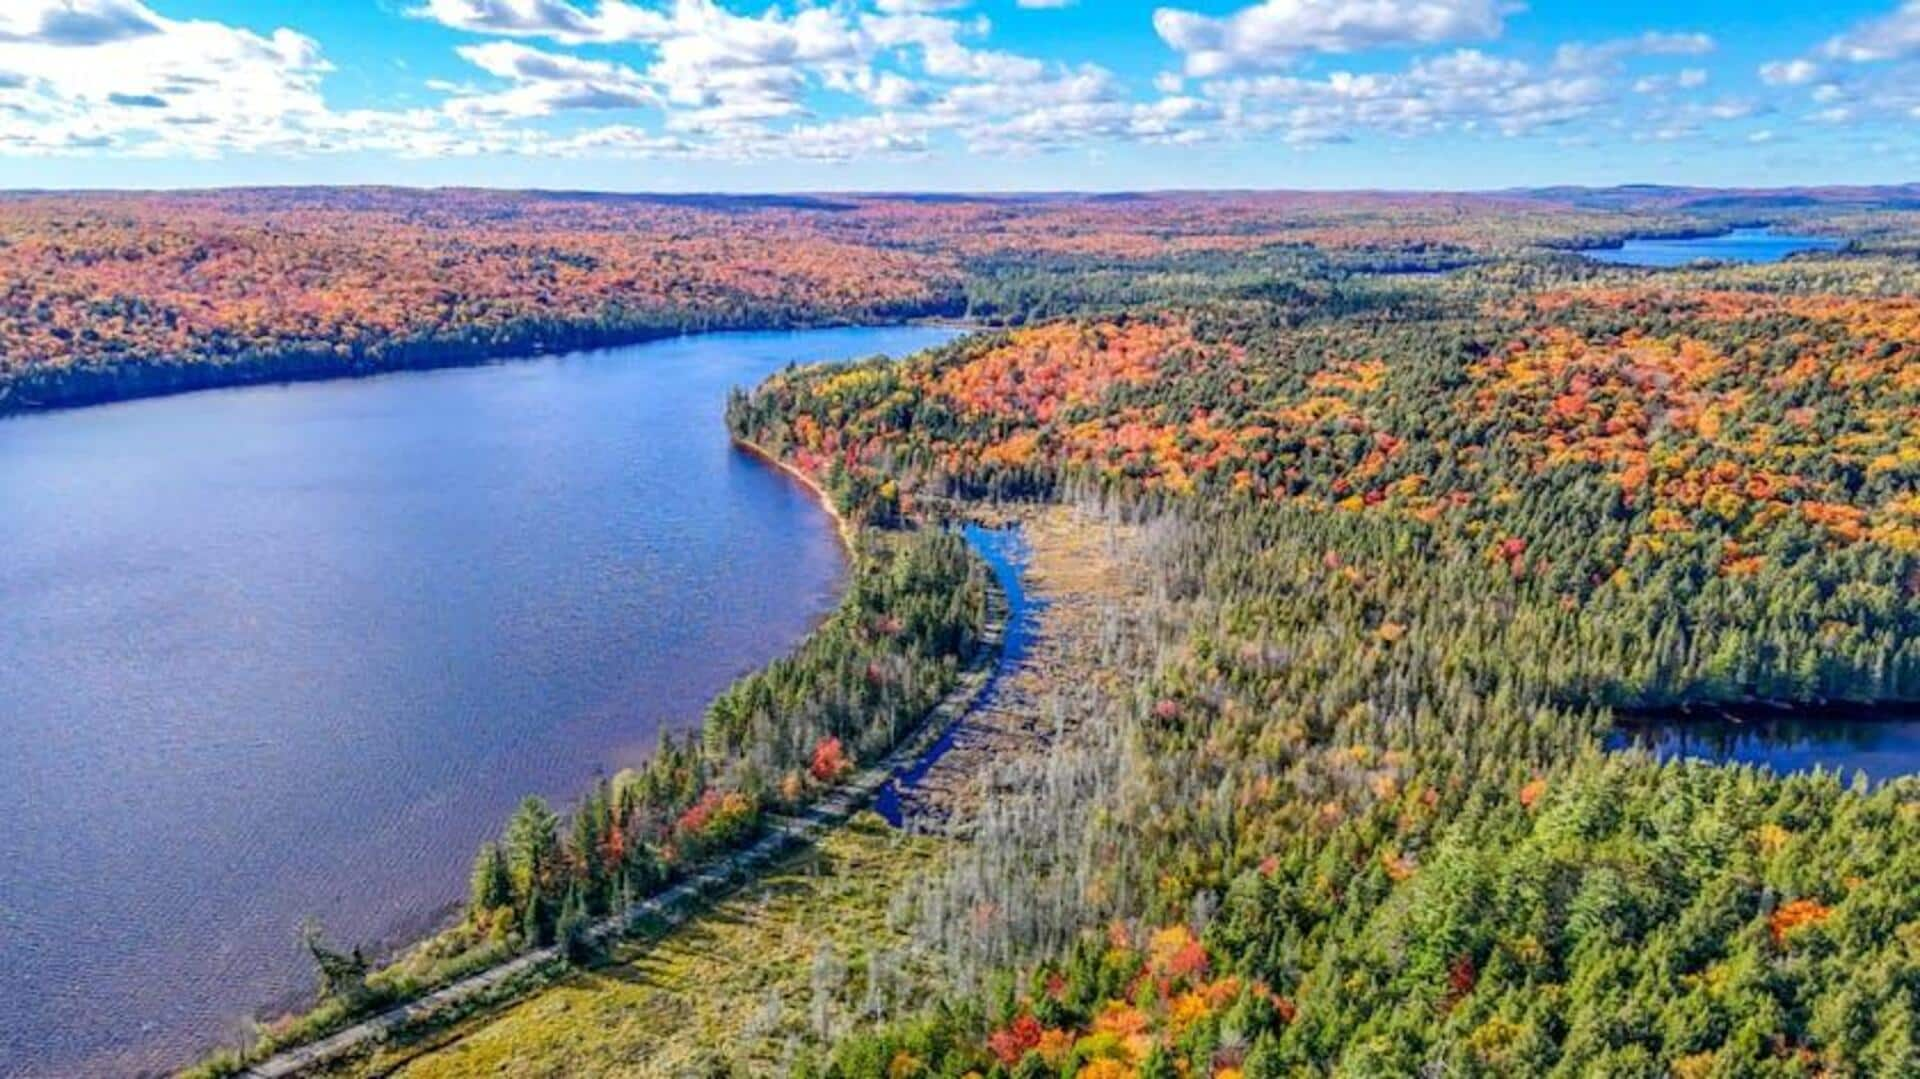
[0,0,1915,191]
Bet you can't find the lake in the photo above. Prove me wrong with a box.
[1608,702,1920,786]
[1579,227,1843,266]
[0,325,959,1078]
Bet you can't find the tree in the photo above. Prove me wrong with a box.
[504,795,560,903]
[522,883,552,948]
[299,918,369,1007]
[556,885,593,964]
[468,841,511,918]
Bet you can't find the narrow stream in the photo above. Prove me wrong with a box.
[873,523,1042,827]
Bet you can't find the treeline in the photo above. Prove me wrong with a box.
[729,259,1919,1074]
[461,526,987,959]
[0,186,1755,415]
[0,308,868,413]
[194,526,987,1076]
[958,246,1472,328]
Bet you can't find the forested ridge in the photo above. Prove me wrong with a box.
[0,185,1852,414]
[725,242,1920,1075]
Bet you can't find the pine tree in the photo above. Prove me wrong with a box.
[504,795,560,904]
[468,841,511,918]
[556,884,592,964]
[522,883,551,948]
[299,918,369,1006]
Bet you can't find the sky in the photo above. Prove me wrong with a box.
[0,0,1915,192]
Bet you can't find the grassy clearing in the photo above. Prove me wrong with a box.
[333,815,946,1078]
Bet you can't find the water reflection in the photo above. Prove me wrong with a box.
[1608,702,1920,785]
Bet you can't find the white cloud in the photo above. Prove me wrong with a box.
[5,1,1890,171]
[1819,1,1920,63]
[1202,47,1613,143]
[1153,0,1511,77]
[0,1,341,155]
[1758,58,1820,86]
[447,41,657,118]
[0,0,160,46]
[1554,31,1713,74]
[1632,67,1708,96]
[409,0,607,41]
[1752,4,1920,128]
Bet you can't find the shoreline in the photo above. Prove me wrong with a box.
[732,436,856,553]
[223,523,1011,1079]
[0,314,989,422]
[15,328,965,1078]
[178,427,989,1077]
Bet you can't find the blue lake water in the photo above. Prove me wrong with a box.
[1579,227,1843,266]
[0,325,959,1077]
[1608,702,1920,786]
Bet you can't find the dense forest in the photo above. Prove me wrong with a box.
[725,241,1920,1075]
[0,185,1781,414]
[50,186,1905,1076]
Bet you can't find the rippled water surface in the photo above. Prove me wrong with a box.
[0,325,959,1077]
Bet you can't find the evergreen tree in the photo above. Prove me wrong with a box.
[504,795,560,904]
[467,841,511,918]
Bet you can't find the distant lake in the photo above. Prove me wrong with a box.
[1608,702,1920,786]
[1579,227,1843,266]
[0,325,960,1078]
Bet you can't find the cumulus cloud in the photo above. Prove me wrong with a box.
[1553,31,1713,74]
[409,0,611,41]
[1153,0,1511,77]
[447,41,658,118]
[1818,0,1920,63]
[1753,4,1920,128]
[1759,58,1821,85]
[0,0,160,47]
[1201,47,1614,143]
[3,0,1876,169]
[0,1,344,155]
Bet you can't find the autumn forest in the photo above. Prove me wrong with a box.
[5,183,1917,1079]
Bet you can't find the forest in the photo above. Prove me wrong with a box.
[724,231,1920,1076]
[0,185,1768,414]
[53,184,1905,1076]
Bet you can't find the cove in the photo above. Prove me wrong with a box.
[0,324,960,1078]
[1577,227,1843,267]
[1607,702,1920,786]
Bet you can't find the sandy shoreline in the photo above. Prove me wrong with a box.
[731,436,857,553]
